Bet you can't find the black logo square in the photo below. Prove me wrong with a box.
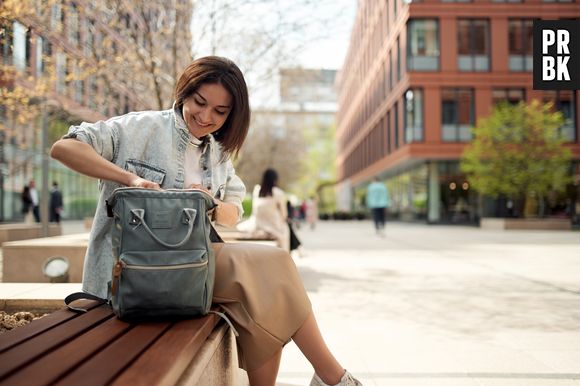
[533,20,580,90]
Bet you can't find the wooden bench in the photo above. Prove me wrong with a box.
[0,300,247,386]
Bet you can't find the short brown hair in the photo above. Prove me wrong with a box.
[174,56,250,159]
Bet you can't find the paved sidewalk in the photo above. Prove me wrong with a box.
[2,219,580,385]
[278,221,580,386]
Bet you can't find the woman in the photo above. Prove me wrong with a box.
[51,56,361,386]
[253,168,290,251]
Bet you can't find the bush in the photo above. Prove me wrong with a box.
[66,197,98,219]
[354,211,368,220]
[242,197,253,218]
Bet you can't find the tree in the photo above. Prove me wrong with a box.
[461,100,572,217]
[234,113,307,191]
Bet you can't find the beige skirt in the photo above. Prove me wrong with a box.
[211,242,312,372]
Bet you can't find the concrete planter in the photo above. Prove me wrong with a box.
[480,217,572,230]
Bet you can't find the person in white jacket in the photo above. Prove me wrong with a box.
[253,168,290,251]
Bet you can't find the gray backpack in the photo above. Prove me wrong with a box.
[106,188,216,320]
[65,188,217,321]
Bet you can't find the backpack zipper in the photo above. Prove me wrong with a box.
[111,260,207,296]
[119,260,208,270]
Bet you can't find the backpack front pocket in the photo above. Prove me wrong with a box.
[112,249,209,319]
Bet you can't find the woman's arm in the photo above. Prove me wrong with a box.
[50,139,159,188]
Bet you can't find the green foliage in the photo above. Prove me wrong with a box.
[48,110,79,144]
[67,197,98,219]
[242,197,253,218]
[291,122,337,199]
[461,101,572,200]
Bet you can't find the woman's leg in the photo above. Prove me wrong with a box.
[247,349,283,386]
[292,311,345,385]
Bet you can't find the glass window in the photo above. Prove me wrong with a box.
[74,63,84,104]
[50,3,61,31]
[509,19,533,72]
[405,89,424,142]
[85,21,92,56]
[56,51,66,93]
[492,88,525,106]
[35,36,43,76]
[458,19,490,72]
[389,51,393,91]
[544,91,577,142]
[397,37,402,81]
[387,110,392,153]
[40,38,52,75]
[394,101,400,148]
[407,19,439,71]
[12,21,27,72]
[89,76,98,110]
[442,88,474,142]
[1,21,14,65]
[25,28,32,73]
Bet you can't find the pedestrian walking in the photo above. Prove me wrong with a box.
[366,177,390,237]
[305,196,318,230]
[28,179,40,223]
[50,56,362,386]
[287,200,302,253]
[50,181,64,223]
[21,185,33,223]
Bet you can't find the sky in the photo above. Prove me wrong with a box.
[191,0,357,70]
[291,1,358,69]
[190,0,357,106]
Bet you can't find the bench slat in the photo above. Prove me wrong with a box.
[1,316,132,386]
[0,299,102,354]
[54,322,173,386]
[111,314,218,386]
[0,305,113,380]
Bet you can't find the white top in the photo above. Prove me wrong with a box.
[29,188,39,205]
[184,135,203,188]
[252,185,289,251]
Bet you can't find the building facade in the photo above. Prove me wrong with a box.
[335,0,580,224]
[0,0,192,220]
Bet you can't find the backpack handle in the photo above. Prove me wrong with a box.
[130,208,197,248]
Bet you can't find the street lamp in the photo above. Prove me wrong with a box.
[40,100,50,237]
[42,256,70,283]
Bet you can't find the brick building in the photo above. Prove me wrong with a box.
[335,0,580,224]
[0,0,192,220]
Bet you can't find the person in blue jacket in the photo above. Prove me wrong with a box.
[366,177,390,236]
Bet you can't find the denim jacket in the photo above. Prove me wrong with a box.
[66,105,246,298]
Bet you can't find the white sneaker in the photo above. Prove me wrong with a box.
[310,370,363,386]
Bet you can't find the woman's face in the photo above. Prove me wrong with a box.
[182,83,232,139]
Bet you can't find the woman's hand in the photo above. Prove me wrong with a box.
[186,184,217,205]
[128,176,160,189]
[185,184,239,227]
[187,183,212,197]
